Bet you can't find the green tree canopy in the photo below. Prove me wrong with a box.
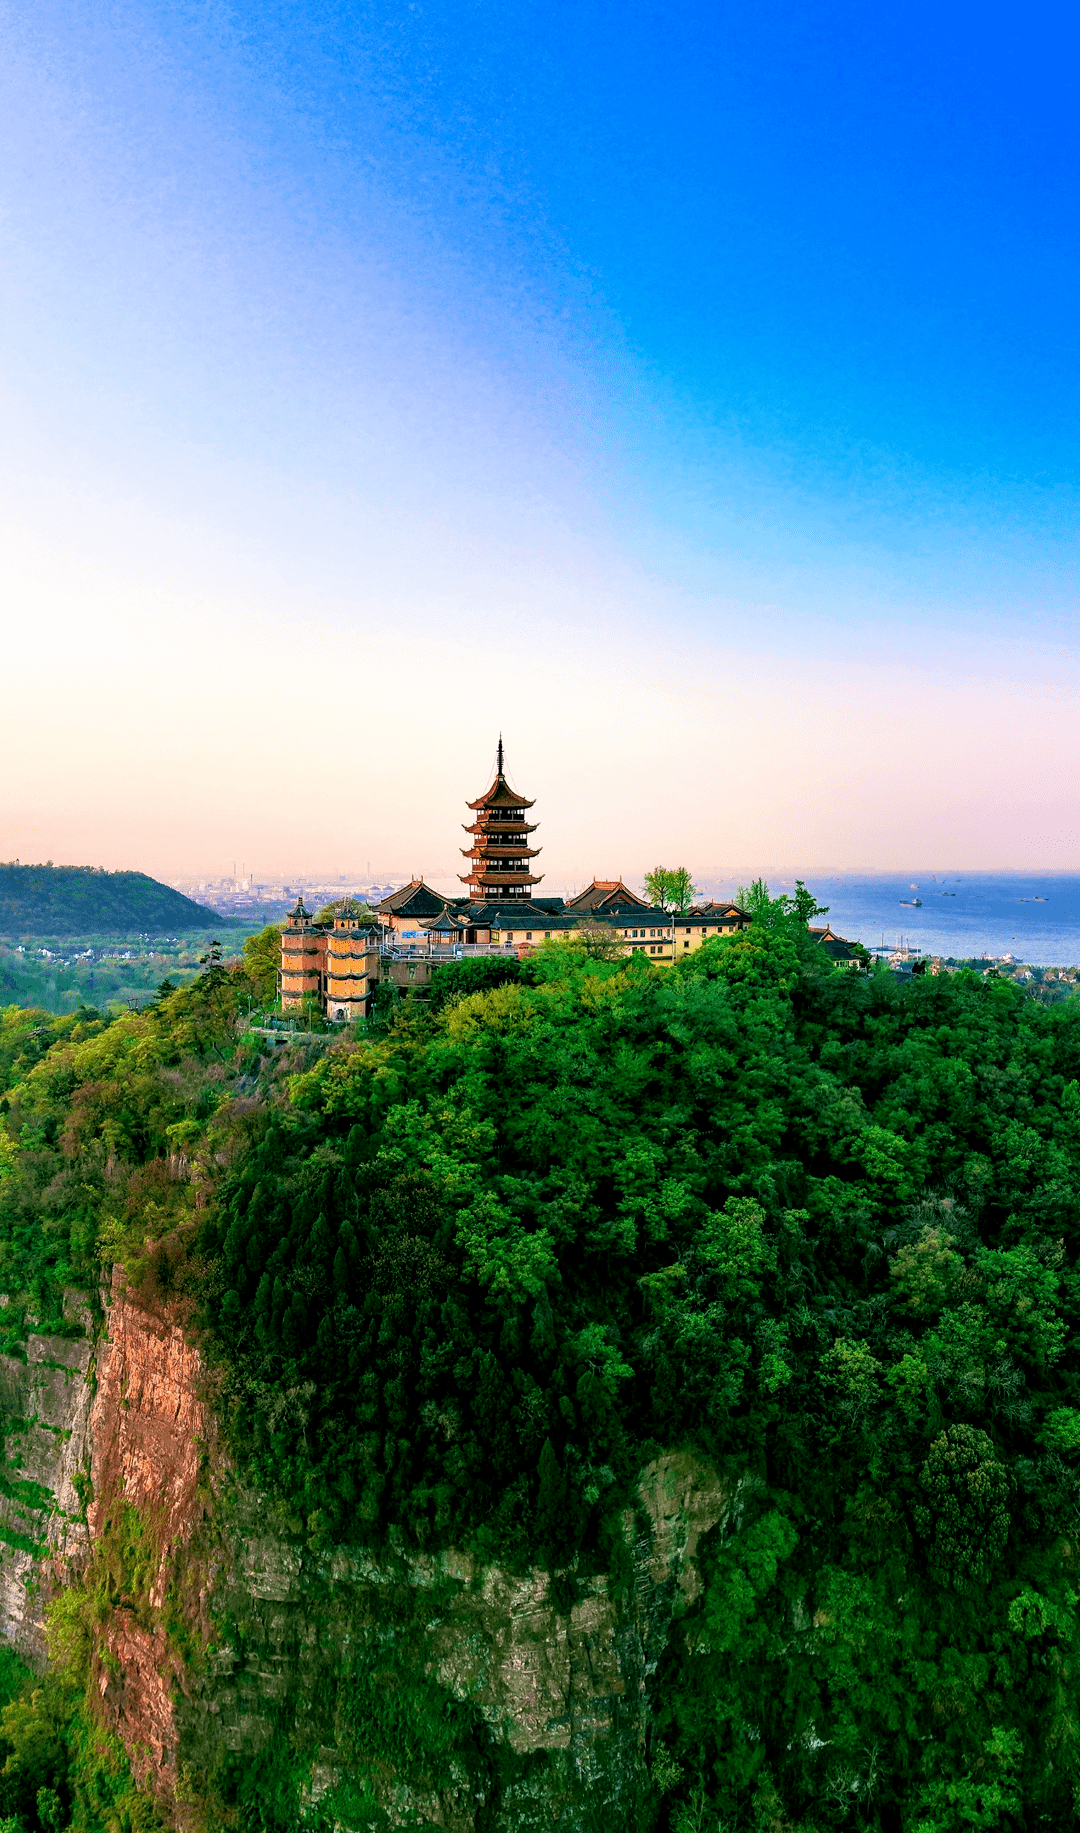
[736,875,829,924]
[241,924,283,1004]
[642,865,697,913]
[2,904,1080,1826]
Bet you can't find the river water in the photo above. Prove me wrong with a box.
[699,873,1080,966]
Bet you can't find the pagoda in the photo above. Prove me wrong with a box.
[460,739,543,900]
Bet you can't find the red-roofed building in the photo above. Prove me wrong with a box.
[566,879,651,913]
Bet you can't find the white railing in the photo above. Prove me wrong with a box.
[382,943,517,961]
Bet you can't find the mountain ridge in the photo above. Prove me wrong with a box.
[0,863,234,935]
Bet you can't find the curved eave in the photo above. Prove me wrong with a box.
[466,775,535,811]
[463,820,539,835]
[461,847,542,860]
[459,871,544,886]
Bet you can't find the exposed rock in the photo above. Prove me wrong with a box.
[83,1272,219,1818]
[638,1448,733,1604]
[173,1450,731,1829]
[88,1267,216,1578]
[98,1614,187,1801]
[1,1275,735,1829]
[0,1325,94,1666]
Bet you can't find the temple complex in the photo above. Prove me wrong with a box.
[279,740,758,1021]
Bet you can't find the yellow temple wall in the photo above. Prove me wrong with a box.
[280,930,328,1006]
[672,914,748,958]
[324,932,380,1020]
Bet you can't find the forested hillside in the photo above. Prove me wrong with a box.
[1,904,1080,1830]
[0,865,227,937]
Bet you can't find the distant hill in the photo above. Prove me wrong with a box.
[0,864,234,936]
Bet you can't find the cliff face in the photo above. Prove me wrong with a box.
[87,1271,219,1808]
[88,1272,214,1563]
[0,1281,732,1829]
[0,1305,94,1666]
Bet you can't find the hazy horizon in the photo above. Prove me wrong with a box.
[12,860,1080,893]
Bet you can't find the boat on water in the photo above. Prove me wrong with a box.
[942,892,956,897]
[1034,896,1049,902]
[900,898,922,907]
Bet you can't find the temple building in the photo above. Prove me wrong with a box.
[809,924,865,969]
[279,897,380,1022]
[279,740,754,1021]
[460,737,543,898]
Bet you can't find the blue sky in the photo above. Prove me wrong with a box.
[2,0,1078,880]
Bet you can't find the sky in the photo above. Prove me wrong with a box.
[1,0,1078,890]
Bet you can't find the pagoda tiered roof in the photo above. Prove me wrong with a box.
[466,777,535,811]
[460,740,543,895]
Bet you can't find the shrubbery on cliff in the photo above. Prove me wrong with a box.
[3,911,1080,1826]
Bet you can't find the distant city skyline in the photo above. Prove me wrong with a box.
[173,863,1080,904]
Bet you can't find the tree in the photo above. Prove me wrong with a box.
[735,878,829,925]
[643,867,697,914]
[198,940,226,982]
[791,879,829,924]
[917,1425,1012,1586]
[315,897,380,928]
[368,978,401,1031]
[573,915,625,961]
[536,1438,572,1564]
[242,924,283,1004]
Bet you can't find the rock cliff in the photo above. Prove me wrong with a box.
[0,1279,732,1829]
[0,1303,94,1666]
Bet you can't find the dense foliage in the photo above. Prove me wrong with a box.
[0,865,225,938]
[200,923,1080,1828]
[3,914,1080,1826]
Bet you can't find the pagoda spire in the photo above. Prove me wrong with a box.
[460,741,543,900]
